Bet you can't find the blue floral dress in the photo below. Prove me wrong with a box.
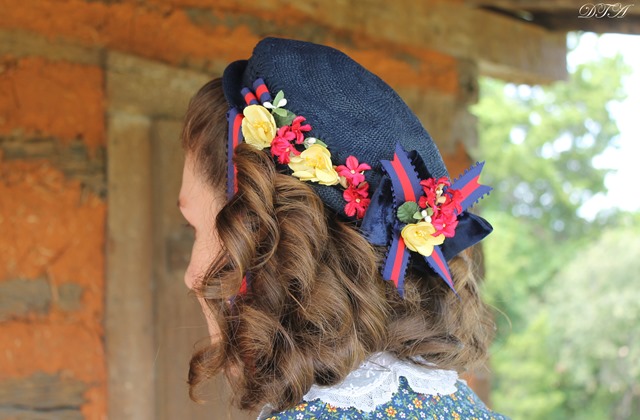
[257,353,509,420]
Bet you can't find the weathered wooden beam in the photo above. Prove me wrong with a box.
[106,52,210,119]
[465,0,640,34]
[533,11,640,34]
[215,0,567,83]
[0,1,567,84]
[0,29,101,65]
[465,0,592,10]
[106,111,156,420]
[0,373,85,410]
[396,2,567,83]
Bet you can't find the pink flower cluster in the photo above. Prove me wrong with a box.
[270,116,312,164]
[418,177,462,238]
[336,156,372,219]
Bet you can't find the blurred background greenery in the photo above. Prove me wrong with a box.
[474,32,640,419]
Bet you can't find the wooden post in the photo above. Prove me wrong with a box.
[106,112,156,420]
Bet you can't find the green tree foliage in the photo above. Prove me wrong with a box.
[491,313,566,419]
[474,53,628,240]
[474,50,629,334]
[545,223,640,419]
[475,55,627,333]
[491,222,640,420]
[472,35,636,419]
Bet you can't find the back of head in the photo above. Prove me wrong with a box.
[182,38,494,412]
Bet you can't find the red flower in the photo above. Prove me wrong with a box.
[270,127,298,164]
[420,176,450,192]
[336,156,371,186]
[418,177,448,209]
[440,189,463,217]
[431,210,459,238]
[343,182,371,219]
[418,193,435,209]
[417,176,462,237]
[290,116,312,144]
[430,189,462,237]
[275,125,296,142]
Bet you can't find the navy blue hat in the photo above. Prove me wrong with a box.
[223,37,448,214]
[222,37,492,295]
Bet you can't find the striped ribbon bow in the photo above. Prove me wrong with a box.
[377,144,492,296]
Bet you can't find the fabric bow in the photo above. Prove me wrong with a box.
[361,144,493,296]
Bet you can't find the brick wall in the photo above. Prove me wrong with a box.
[0,1,503,418]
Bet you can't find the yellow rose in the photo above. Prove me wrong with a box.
[288,144,340,186]
[241,105,277,149]
[401,221,445,257]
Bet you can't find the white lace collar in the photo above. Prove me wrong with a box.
[257,352,458,419]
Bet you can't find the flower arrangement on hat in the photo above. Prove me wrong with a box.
[396,176,463,258]
[240,89,372,219]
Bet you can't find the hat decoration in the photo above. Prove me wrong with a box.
[227,78,372,219]
[226,77,492,297]
[371,145,492,295]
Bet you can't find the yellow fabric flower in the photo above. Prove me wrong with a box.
[401,221,445,257]
[288,144,340,186]
[241,105,277,149]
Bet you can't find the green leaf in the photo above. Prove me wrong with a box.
[314,139,328,148]
[397,201,420,224]
[413,211,423,220]
[273,90,285,107]
[273,109,296,127]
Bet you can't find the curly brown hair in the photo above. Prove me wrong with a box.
[181,78,494,412]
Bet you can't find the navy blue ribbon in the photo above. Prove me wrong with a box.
[361,144,493,295]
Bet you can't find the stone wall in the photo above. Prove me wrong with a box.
[0,1,565,418]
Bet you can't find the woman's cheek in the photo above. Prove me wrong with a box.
[184,239,205,290]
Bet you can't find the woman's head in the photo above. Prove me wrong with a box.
[179,39,494,412]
